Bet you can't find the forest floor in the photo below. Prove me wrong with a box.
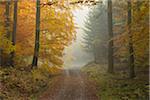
[38,68,99,100]
[0,63,148,100]
[82,62,149,100]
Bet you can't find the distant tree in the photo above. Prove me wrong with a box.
[83,4,108,64]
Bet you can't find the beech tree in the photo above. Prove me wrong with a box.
[10,0,18,66]
[0,1,14,66]
[32,0,40,67]
[5,0,11,66]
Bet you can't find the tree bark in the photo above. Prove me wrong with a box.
[107,0,114,73]
[5,0,11,39]
[127,0,135,78]
[2,0,11,66]
[10,0,18,66]
[93,44,97,64]
[32,0,40,68]
[0,48,2,66]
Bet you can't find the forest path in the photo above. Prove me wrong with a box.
[38,68,99,100]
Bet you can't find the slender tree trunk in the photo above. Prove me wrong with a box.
[32,0,40,68]
[4,0,11,66]
[0,49,2,66]
[5,0,10,39]
[107,0,114,73]
[93,44,97,64]
[127,0,135,78]
[0,1,10,66]
[10,0,18,66]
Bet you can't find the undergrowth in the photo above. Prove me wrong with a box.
[82,63,149,100]
[0,65,56,100]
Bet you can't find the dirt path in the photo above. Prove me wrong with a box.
[38,68,99,100]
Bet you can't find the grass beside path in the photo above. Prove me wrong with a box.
[82,62,149,100]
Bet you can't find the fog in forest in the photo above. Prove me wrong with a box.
[63,7,93,69]
[63,2,109,69]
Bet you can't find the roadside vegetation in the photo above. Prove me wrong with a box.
[0,65,61,99]
[82,0,149,99]
[82,62,149,100]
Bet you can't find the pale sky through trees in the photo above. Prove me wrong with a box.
[63,7,93,69]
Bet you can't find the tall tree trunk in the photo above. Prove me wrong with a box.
[127,0,135,78]
[4,0,11,66]
[107,0,114,73]
[0,1,10,66]
[5,0,10,39]
[10,0,18,66]
[32,0,40,68]
[0,48,2,66]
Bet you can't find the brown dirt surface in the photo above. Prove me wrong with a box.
[38,68,99,100]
